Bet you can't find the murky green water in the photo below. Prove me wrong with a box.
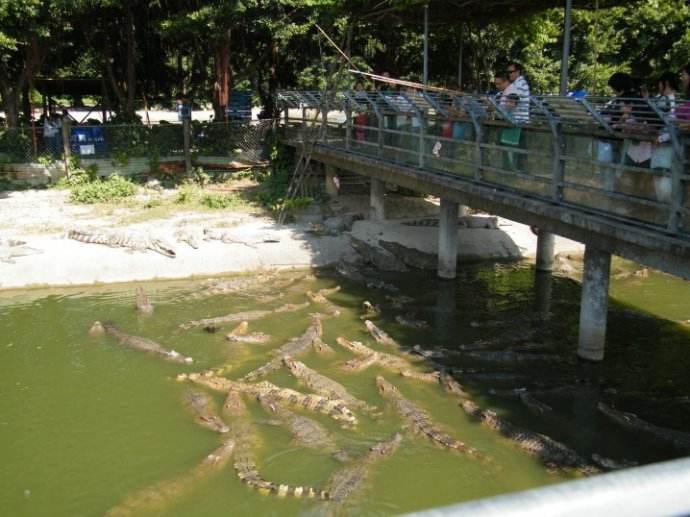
[1,264,689,516]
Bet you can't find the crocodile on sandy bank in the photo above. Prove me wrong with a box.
[283,356,377,413]
[222,386,329,499]
[376,376,483,459]
[135,287,154,314]
[0,237,42,264]
[68,228,176,258]
[105,439,236,517]
[90,321,193,364]
[178,373,357,427]
[240,314,323,381]
[181,389,229,434]
[178,301,310,331]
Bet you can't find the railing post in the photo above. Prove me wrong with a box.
[61,120,71,174]
[474,125,483,181]
[667,132,686,233]
[345,101,352,151]
[377,108,384,158]
[183,118,192,176]
[418,115,425,168]
[552,125,565,202]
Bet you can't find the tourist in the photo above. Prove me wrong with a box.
[493,72,511,103]
[654,72,679,116]
[505,62,530,122]
[676,64,690,125]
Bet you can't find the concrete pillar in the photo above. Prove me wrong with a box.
[535,231,556,272]
[438,198,459,279]
[577,246,611,361]
[434,279,457,345]
[534,270,552,320]
[324,165,339,197]
[370,178,385,221]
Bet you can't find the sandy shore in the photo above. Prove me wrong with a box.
[0,189,583,289]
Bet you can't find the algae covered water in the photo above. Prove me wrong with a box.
[1,264,689,516]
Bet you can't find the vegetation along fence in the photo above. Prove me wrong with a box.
[0,120,275,183]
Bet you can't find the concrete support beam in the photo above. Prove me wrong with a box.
[324,164,339,197]
[438,198,460,279]
[536,231,556,272]
[534,270,552,320]
[370,178,386,221]
[577,246,611,361]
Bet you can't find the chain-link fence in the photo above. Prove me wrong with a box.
[0,119,275,182]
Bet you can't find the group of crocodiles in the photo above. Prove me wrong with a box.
[96,279,687,516]
[64,227,282,258]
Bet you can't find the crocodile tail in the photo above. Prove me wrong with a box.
[235,460,328,499]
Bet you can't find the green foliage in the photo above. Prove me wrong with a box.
[0,128,30,162]
[198,192,244,209]
[175,183,199,204]
[69,175,136,204]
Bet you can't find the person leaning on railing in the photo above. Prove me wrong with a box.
[676,64,690,129]
[650,72,679,202]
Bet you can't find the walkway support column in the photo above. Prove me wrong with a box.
[370,178,386,222]
[578,246,611,361]
[324,164,339,197]
[438,198,459,279]
[536,231,555,272]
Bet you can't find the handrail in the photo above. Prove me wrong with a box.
[405,456,690,517]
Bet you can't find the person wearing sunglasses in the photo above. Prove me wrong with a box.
[504,62,530,123]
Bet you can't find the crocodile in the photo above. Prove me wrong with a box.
[384,294,414,308]
[0,238,43,264]
[67,228,176,258]
[457,397,597,474]
[204,228,281,247]
[257,394,343,456]
[321,432,403,507]
[597,402,690,452]
[222,386,329,499]
[395,314,430,330]
[241,314,323,381]
[135,287,154,314]
[336,337,430,380]
[360,301,381,320]
[375,376,482,458]
[464,350,569,364]
[178,301,310,331]
[312,337,334,354]
[188,273,278,299]
[364,320,402,350]
[90,321,193,364]
[334,261,399,293]
[283,356,377,413]
[227,332,272,344]
[178,373,357,427]
[105,438,236,517]
[181,389,229,434]
[173,228,201,249]
[306,290,343,317]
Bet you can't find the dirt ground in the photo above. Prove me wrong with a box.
[0,182,583,289]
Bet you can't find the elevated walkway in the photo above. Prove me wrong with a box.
[278,89,690,360]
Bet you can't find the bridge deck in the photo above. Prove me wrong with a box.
[279,90,690,278]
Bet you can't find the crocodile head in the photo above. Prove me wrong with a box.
[151,238,176,258]
[375,376,396,396]
[89,321,105,336]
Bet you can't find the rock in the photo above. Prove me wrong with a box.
[350,237,408,272]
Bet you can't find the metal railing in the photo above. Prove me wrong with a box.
[406,456,690,517]
[277,90,690,239]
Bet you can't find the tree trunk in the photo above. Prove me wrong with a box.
[212,29,232,121]
[124,4,137,119]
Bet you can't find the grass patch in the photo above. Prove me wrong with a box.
[198,192,245,209]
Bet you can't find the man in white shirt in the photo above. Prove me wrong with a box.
[505,62,530,122]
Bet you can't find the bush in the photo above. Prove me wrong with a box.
[70,175,136,203]
[175,183,199,204]
[199,192,243,209]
